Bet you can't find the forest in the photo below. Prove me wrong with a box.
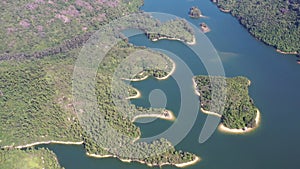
[0,148,63,169]
[212,0,300,54]
[80,41,198,166]
[0,0,199,166]
[194,76,258,129]
[0,28,197,169]
[0,41,198,167]
[0,54,82,147]
[0,0,143,55]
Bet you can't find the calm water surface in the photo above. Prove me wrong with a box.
[42,0,300,168]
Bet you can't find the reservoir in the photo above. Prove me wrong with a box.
[42,0,300,168]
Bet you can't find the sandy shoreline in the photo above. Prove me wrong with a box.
[87,152,200,168]
[219,8,231,13]
[200,23,211,33]
[175,156,201,168]
[2,140,83,149]
[126,88,142,99]
[152,36,196,46]
[86,153,115,158]
[200,108,222,118]
[156,59,176,80]
[218,109,261,134]
[193,77,261,134]
[276,49,298,55]
[192,78,201,96]
[122,57,176,82]
[132,110,176,122]
[121,75,149,82]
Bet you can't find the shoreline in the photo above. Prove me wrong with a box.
[2,140,83,149]
[219,8,231,13]
[121,75,149,82]
[132,110,176,122]
[218,109,261,134]
[213,3,299,57]
[156,59,176,80]
[200,108,222,118]
[151,36,196,46]
[86,153,115,158]
[189,14,206,19]
[122,58,175,82]
[193,77,261,134]
[86,152,200,168]
[126,88,142,99]
[276,49,298,55]
[200,23,211,33]
[175,156,201,168]
[192,78,201,96]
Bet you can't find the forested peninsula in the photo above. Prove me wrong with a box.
[0,0,200,167]
[194,76,260,133]
[212,0,300,55]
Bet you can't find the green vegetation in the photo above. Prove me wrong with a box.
[0,55,82,147]
[146,19,194,43]
[129,51,174,80]
[0,0,143,55]
[189,6,202,18]
[0,43,198,166]
[81,41,198,166]
[0,148,63,169]
[212,0,300,54]
[194,76,258,129]
[0,1,199,166]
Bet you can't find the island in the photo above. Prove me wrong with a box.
[200,22,211,33]
[211,0,300,56]
[189,6,203,18]
[194,76,260,133]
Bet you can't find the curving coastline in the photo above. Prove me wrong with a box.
[200,108,222,118]
[200,23,211,33]
[218,109,261,134]
[156,59,176,80]
[175,156,201,168]
[219,8,231,13]
[121,75,149,82]
[86,152,200,168]
[3,139,199,168]
[193,77,260,134]
[126,88,142,99]
[151,36,196,46]
[2,140,83,149]
[132,110,176,122]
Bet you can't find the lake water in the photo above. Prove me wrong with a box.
[42,0,300,168]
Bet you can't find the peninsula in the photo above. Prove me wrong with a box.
[194,76,260,133]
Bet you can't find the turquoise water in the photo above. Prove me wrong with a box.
[42,0,300,168]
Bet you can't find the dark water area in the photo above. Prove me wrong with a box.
[42,0,300,169]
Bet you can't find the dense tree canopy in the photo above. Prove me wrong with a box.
[213,0,300,53]
[194,76,258,129]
